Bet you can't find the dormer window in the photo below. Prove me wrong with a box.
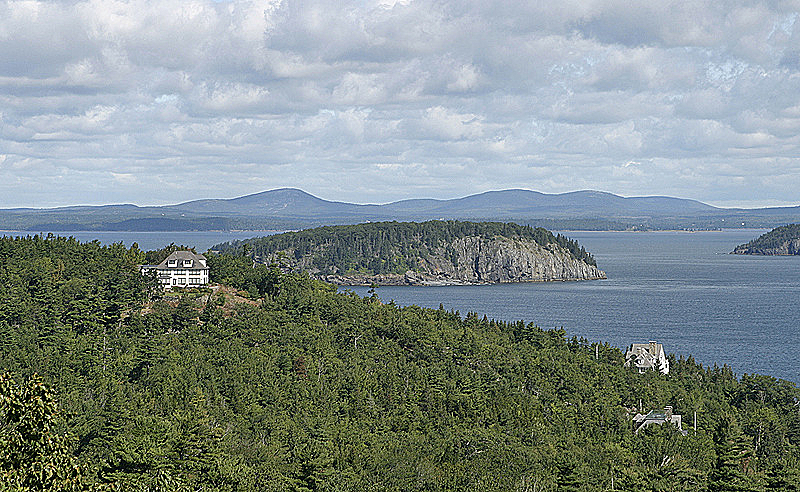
[168,260,177,267]
[183,259,193,267]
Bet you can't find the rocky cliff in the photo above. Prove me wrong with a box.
[732,224,800,255]
[217,220,606,286]
[308,235,605,286]
[732,238,800,255]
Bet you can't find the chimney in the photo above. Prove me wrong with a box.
[664,406,673,419]
[649,341,657,355]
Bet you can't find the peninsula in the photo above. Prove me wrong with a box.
[212,220,606,285]
[732,223,800,255]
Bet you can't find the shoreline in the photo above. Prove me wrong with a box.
[319,273,608,287]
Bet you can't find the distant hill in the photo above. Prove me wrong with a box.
[172,188,381,218]
[173,188,719,220]
[732,224,800,255]
[212,221,605,285]
[3,187,800,231]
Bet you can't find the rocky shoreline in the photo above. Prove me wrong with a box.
[319,270,607,286]
[315,236,606,286]
[731,224,800,255]
[732,238,800,255]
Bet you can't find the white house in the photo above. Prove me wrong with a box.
[140,251,209,289]
[624,341,670,375]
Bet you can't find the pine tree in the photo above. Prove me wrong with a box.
[765,460,800,490]
[0,373,89,491]
[555,459,583,492]
[709,418,762,492]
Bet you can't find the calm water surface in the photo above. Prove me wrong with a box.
[12,229,800,383]
[350,230,800,384]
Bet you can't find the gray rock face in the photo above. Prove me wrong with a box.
[317,236,606,286]
[732,238,800,255]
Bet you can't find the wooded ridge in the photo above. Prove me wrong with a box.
[212,220,605,285]
[1,234,800,490]
[732,223,800,255]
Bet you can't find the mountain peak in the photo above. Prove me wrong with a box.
[6,187,800,232]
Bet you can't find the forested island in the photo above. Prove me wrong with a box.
[3,234,800,489]
[212,221,605,285]
[732,223,800,255]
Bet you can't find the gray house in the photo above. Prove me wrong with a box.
[140,251,209,289]
[625,341,670,375]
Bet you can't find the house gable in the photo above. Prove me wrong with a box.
[141,250,210,289]
[624,341,670,375]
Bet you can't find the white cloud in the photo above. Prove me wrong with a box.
[417,106,486,141]
[0,0,799,207]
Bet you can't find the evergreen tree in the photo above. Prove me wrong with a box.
[709,418,761,492]
[0,373,89,491]
[555,458,583,491]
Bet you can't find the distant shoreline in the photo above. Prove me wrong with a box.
[558,228,769,234]
[1,227,771,234]
[0,229,284,234]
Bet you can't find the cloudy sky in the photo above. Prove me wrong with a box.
[1,0,800,208]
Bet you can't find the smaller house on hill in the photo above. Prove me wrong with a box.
[140,251,209,290]
[625,341,670,375]
[633,406,687,435]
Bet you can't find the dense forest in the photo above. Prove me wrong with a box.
[733,224,800,255]
[2,234,800,490]
[212,220,598,276]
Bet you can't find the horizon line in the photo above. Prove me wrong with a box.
[2,187,799,211]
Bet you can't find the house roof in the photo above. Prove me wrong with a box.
[156,250,208,270]
[624,341,670,374]
[627,342,664,355]
[633,409,687,435]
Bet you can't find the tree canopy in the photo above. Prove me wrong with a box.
[733,223,800,255]
[212,220,598,276]
[0,234,799,489]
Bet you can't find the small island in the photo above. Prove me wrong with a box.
[213,220,606,285]
[732,223,800,255]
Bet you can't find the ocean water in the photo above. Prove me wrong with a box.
[10,229,800,383]
[349,230,800,384]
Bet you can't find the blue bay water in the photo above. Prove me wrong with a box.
[12,229,800,383]
[348,230,800,384]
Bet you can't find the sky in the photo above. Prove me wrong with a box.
[1,0,800,209]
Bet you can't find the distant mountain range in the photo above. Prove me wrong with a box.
[2,188,799,232]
